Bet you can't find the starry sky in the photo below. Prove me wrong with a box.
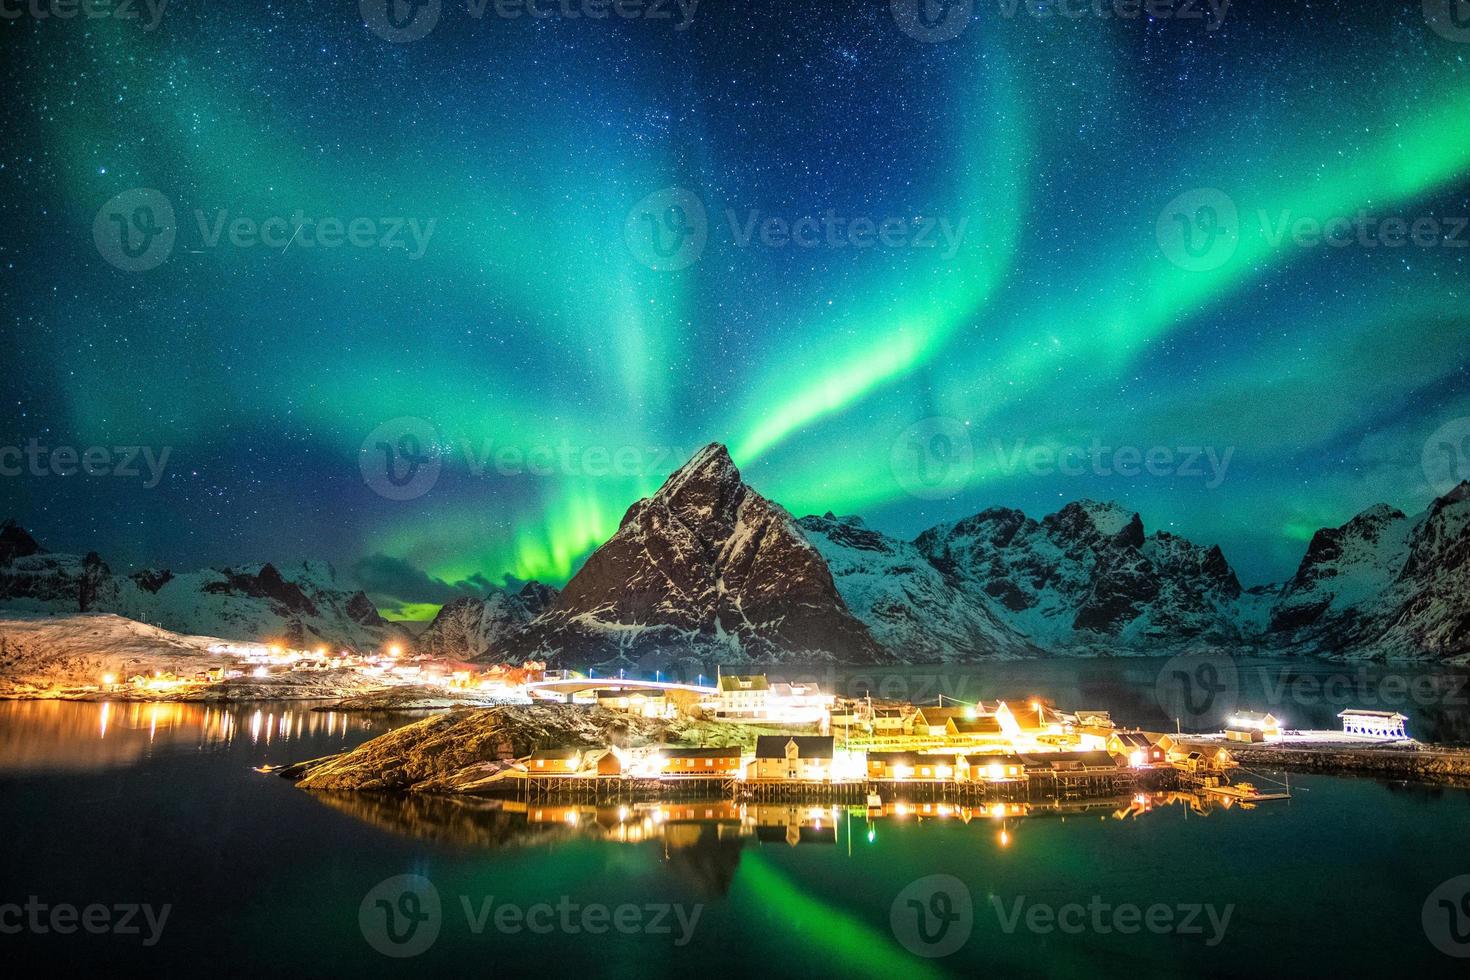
[3,1,1469,619]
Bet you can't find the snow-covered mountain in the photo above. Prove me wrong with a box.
[1270,482,1470,660]
[504,444,887,666]
[796,513,1036,661]
[416,583,558,661]
[0,520,408,654]
[912,501,1253,653]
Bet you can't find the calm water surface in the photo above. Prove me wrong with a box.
[1,686,1467,978]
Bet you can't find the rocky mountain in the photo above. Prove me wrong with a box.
[1270,482,1470,659]
[416,582,559,661]
[796,513,1036,660]
[912,500,1256,653]
[504,444,887,666]
[0,521,408,654]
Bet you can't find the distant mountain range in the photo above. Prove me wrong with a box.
[3,443,1467,664]
[0,520,408,653]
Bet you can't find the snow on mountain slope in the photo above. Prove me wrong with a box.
[915,501,1249,652]
[796,512,1035,661]
[1272,483,1470,661]
[505,444,887,666]
[417,583,558,660]
[0,521,408,654]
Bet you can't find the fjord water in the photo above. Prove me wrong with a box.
[0,675,1466,978]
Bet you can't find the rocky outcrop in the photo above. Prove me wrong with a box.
[505,444,886,666]
[293,704,677,792]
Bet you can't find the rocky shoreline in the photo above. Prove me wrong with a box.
[285,704,781,793]
[1229,743,1470,786]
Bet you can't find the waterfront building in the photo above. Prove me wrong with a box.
[1227,711,1283,739]
[659,746,744,776]
[1338,709,1409,738]
[1107,731,1166,766]
[750,735,835,781]
[528,747,585,774]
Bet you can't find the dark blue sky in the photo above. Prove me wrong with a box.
[3,1,1468,617]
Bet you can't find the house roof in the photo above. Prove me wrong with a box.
[529,747,583,760]
[952,716,1003,734]
[1230,710,1279,723]
[754,735,834,759]
[1337,709,1408,720]
[719,674,769,692]
[914,706,974,725]
[1109,732,1153,747]
[661,746,743,759]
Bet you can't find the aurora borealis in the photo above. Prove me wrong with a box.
[3,2,1469,619]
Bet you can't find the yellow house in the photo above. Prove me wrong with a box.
[528,747,584,774]
[750,736,834,782]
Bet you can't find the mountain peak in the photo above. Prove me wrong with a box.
[659,442,739,496]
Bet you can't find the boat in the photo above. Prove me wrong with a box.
[866,792,882,808]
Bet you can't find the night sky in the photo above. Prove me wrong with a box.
[3,1,1469,619]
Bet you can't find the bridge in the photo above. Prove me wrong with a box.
[524,677,719,699]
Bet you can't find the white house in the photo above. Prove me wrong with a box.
[1338,709,1408,739]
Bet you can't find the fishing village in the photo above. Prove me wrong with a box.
[277,668,1462,808]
